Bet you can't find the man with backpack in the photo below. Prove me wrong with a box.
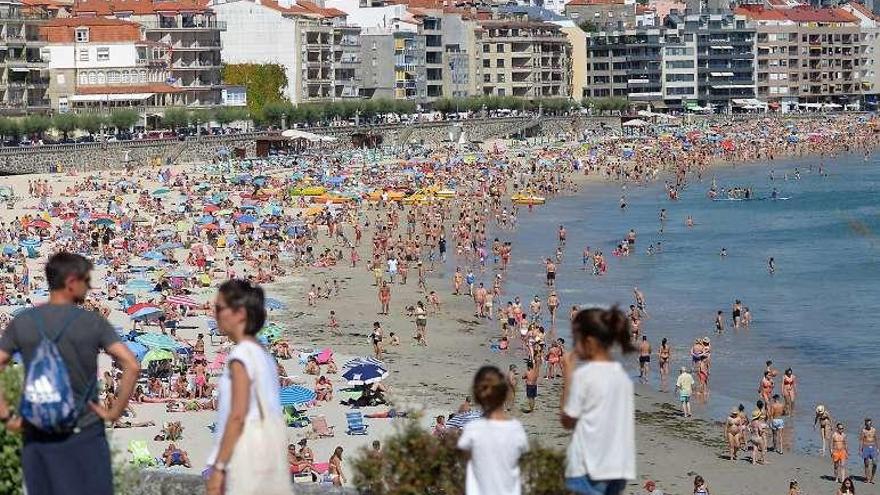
[0,252,140,495]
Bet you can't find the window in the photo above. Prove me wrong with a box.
[497,59,504,68]
[108,70,120,84]
[97,71,105,84]
[496,43,504,53]
[87,71,96,84]
[40,47,50,62]
[484,74,491,82]
[97,47,110,61]
[497,88,505,96]
[79,48,89,62]
[75,28,89,43]
[139,70,147,83]
[483,59,490,68]
[79,72,87,85]
[496,73,505,82]
[483,44,490,52]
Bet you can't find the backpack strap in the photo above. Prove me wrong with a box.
[30,307,81,344]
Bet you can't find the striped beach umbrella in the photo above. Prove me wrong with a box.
[446,410,482,429]
[342,357,386,371]
[264,297,286,311]
[136,332,185,350]
[129,307,163,321]
[279,386,316,406]
[126,302,159,315]
[167,295,199,307]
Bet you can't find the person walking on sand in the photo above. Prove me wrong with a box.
[457,366,528,495]
[0,252,140,495]
[206,280,287,495]
[329,446,346,487]
[782,368,797,414]
[832,423,849,483]
[560,307,635,495]
[657,338,671,392]
[769,394,786,455]
[638,336,651,384]
[378,281,391,315]
[506,365,519,412]
[815,405,833,456]
[860,418,878,484]
[676,367,694,418]
[523,360,538,413]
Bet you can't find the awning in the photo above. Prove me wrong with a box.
[10,68,29,73]
[711,84,754,89]
[711,45,734,49]
[732,98,767,108]
[70,93,155,102]
[627,78,649,84]
[709,72,734,77]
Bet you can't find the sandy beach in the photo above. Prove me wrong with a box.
[0,115,878,494]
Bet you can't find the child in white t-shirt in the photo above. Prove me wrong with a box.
[457,366,529,495]
[561,307,637,495]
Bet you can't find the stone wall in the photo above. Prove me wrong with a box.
[133,470,358,495]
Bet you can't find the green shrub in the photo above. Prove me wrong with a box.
[352,419,569,495]
[0,366,23,495]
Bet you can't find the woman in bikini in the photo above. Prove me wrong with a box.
[815,405,833,456]
[658,337,671,392]
[545,340,562,379]
[782,368,797,414]
[750,411,768,465]
[725,409,741,461]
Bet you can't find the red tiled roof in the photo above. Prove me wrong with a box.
[843,1,878,20]
[566,0,624,6]
[296,0,346,18]
[73,0,210,15]
[77,84,183,94]
[736,5,857,22]
[41,16,142,42]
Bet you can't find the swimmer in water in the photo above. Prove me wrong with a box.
[720,248,727,257]
[771,188,779,200]
[769,257,776,275]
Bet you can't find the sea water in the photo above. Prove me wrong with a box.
[501,154,880,453]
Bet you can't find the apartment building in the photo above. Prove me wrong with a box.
[583,29,664,103]
[564,0,636,31]
[842,0,880,105]
[0,0,50,114]
[74,0,225,107]
[667,12,756,111]
[477,16,572,98]
[738,5,865,109]
[41,17,180,113]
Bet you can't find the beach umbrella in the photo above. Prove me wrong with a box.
[264,297,286,311]
[156,242,183,251]
[202,223,220,231]
[124,341,148,361]
[141,251,165,261]
[342,363,388,386]
[237,215,257,225]
[129,307,163,321]
[196,215,215,225]
[279,386,316,406]
[2,245,18,255]
[152,188,171,197]
[126,279,154,292]
[167,295,199,307]
[142,348,174,365]
[0,186,12,198]
[93,218,115,227]
[29,219,50,229]
[125,302,159,315]
[207,352,227,371]
[136,332,185,350]
[446,410,482,429]
[342,357,386,371]
[203,204,219,213]
[175,220,191,232]
[156,229,175,239]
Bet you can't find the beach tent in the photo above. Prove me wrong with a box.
[124,341,148,362]
[446,410,482,429]
[622,119,649,127]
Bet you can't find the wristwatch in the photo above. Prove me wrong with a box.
[212,461,227,473]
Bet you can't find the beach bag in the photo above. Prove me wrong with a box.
[225,345,289,495]
[20,309,87,434]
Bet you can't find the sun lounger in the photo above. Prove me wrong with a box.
[345,411,369,435]
[310,415,335,438]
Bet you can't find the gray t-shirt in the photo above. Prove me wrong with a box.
[0,304,120,429]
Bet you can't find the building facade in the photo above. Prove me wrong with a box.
[74,0,225,107]
[41,17,180,113]
[0,0,50,114]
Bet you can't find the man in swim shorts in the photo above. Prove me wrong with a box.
[675,367,694,418]
[861,418,878,484]
[831,423,849,483]
[638,336,651,384]
[523,360,538,413]
[769,394,786,455]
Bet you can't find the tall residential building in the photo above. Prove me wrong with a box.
[582,28,664,102]
[73,0,225,106]
[211,0,361,103]
[738,5,865,109]
[564,0,636,31]
[41,17,179,113]
[842,0,880,105]
[477,15,572,98]
[667,12,756,111]
[0,0,51,114]
[359,28,426,100]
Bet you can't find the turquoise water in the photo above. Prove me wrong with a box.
[502,154,880,452]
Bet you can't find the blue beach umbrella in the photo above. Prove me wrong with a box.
[152,188,171,197]
[197,215,215,225]
[156,242,183,251]
[237,215,257,225]
[2,245,18,255]
[129,307,163,321]
[124,341,149,361]
[126,279,154,292]
[342,363,388,386]
[136,332,185,351]
[19,238,41,248]
[94,218,115,227]
[342,357,386,371]
[279,386,316,406]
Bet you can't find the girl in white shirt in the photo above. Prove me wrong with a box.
[561,307,637,495]
[457,366,529,495]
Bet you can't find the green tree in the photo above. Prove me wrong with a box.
[52,113,79,140]
[21,116,50,139]
[109,109,139,132]
[221,63,288,117]
[260,100,293,127]
[0,366,23,495]
[0,118,21,141]
[213,106,248,128]
[161,107,189,131]
[79,114,105,136]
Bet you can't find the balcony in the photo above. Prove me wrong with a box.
[140,19,226,31]
[171,42,222,51]
[171,62,219,70]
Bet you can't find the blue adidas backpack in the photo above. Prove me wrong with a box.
[20,309,86,433]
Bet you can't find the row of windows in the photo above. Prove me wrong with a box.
[77,69,163,86]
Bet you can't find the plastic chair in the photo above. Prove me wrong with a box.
[345,411,369,435]
[310,415,335,438]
